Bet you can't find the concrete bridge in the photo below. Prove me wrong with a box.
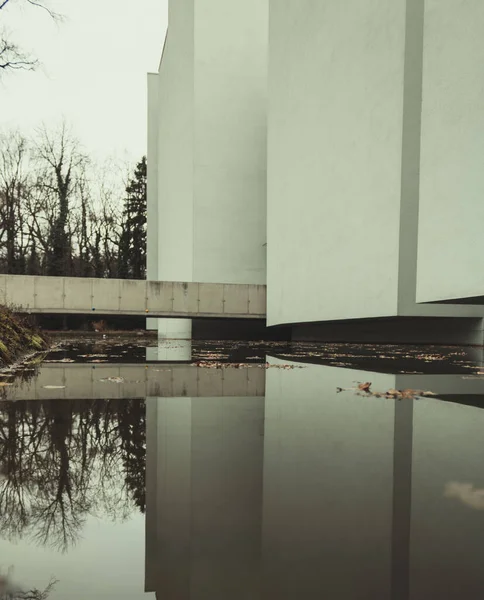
[0,274,266,319]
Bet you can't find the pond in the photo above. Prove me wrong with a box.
[1,337,484,598]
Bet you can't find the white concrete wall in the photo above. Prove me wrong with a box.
[192,0,267,285]
[416,0,484,303]
[150,0,267,296]
[156,3,194,285]
[267,0,407,326]
[148,0,268,336]
[266,0,484,327]
[146,73,159,330]
[153,1,195,338]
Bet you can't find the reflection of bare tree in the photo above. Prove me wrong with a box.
[0,574,58,600]
[0,398,145,553]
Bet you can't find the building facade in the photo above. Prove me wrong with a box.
[148,0,484,342]
[147,0,267,339]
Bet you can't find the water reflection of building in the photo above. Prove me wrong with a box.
[145,361,484,598]
[262,363,395,598]
[145,396,264,599]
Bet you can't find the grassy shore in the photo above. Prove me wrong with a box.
[0,306,49,367]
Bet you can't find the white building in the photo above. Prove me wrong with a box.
[148,0,484,343]
[147,0,267,340]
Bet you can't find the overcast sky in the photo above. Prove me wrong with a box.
[0,0,168,163]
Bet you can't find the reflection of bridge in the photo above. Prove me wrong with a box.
[7,364,484,404]
[0,274,266,319]
[5,363,265,401]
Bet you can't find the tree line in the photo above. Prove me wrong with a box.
[0,124,147,280]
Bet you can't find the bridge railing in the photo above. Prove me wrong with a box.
[0,275,266,318]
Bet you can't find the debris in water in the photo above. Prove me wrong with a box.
[337,383,437,400]
[44,358,75,363]
[100,376,125,383]
[42,385,66,389]
[193,361,304,369]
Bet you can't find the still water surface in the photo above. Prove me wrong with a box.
[1,338,484,598]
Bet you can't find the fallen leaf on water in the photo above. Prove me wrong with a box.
[42,385,66,389]
[401,389,418,398]
[338,385,436,401]
[193,361,304,370]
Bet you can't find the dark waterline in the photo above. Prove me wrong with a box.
[43,336,484,374]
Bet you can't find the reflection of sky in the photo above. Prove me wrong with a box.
[0,513,151,600]
[445,482,484,510]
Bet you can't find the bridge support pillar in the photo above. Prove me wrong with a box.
[158,318,192,341]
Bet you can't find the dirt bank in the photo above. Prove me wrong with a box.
[0,306,49,367]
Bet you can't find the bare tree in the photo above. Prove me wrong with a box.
[87,170,123,278]
[0,1,62,73]
[0,36,37,72]
[0,131,32,273]
[32,123,89,276]
[0,124,139,278]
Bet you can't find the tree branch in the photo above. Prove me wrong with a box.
[0,38,38,71]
